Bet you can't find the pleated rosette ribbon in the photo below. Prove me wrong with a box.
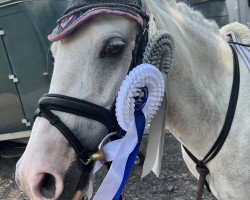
[92,64,165,200]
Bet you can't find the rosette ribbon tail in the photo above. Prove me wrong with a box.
[113,110,146,200]
[142,95,166,178]
[93,64,165,200]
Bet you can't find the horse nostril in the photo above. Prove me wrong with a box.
[40,173,56,199]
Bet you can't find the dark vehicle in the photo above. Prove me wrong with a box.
[179,0,229,27]
[0,0,67,141]
[0,0,230,142]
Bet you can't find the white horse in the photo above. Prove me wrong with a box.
[15,0,250,200]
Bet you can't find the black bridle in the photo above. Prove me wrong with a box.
[183,44,241,200]
[34,2,245,199]
[35,94,119,172]
[34,5,149,172]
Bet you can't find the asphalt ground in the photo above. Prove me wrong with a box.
[0,132,216,200]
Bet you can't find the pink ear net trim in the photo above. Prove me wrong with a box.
[61,15,74,29]
[48,9,144,42]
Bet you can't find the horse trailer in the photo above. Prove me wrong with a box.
[0,0,249,143]
[0,0,67,141]
[226,0,250,27]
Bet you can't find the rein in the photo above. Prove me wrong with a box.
[228,41,250,47]
[183,44,240,200]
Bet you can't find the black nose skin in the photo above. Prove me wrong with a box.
[58,161,90,200]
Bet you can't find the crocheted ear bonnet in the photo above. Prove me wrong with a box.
[48,0,148,42]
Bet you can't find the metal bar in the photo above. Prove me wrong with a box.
[0,131,30,141]
[0,1,24,8]
[0,25,29,128]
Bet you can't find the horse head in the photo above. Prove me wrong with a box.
[16,0,248,199]
[15,1,151,199]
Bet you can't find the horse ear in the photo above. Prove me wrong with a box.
[143,30,175,77]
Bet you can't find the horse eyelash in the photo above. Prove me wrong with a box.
[99,39,126,58]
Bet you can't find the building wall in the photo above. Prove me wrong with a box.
[226,0,250,28]
[178,0,229,27]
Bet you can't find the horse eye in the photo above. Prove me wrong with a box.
[100,39,125,58]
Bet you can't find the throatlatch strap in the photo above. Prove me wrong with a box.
[183,44,240,200]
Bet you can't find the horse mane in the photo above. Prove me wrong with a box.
[145,0,221,43]
[220,22,250,47]
[174,2,220,36]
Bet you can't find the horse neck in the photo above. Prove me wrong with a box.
[150,2,234,159]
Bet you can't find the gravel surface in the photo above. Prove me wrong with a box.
[0,132,216,200]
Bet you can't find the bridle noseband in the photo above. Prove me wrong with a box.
[34,94,119,170]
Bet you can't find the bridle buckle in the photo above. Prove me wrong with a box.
[80,132,119,165]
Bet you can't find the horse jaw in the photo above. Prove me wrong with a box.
[16,14,138,199]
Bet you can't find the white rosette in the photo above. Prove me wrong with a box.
[93,64,165,200]
[116,63,165,129]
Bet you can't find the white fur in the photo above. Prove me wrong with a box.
[220,22,250,49]
[143,1,250,199]
[16,15,138,200]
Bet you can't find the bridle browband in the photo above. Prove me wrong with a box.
[183,44,240,200]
